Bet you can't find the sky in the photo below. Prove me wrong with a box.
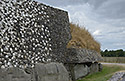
[35,0,125,51]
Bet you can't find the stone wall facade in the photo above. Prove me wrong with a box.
[0,0,71,68]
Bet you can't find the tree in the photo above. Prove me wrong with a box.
[101,49,125,57]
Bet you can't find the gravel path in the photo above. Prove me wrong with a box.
[101,63,125,66]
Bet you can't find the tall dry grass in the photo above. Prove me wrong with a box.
[67,23,100,53]
[102,57,125,63]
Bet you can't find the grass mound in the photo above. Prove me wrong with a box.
[67,23,100,53]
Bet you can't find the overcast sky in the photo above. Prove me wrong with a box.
[35,0,125,51]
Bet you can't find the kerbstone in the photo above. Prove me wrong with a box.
[0,67,32,81]
[89,62,99,74]
[34,63,69,81]
[108,72,125,81]
[74,64,89,79]
[66,48,103,63]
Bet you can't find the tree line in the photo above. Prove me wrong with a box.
[101,49,125,57]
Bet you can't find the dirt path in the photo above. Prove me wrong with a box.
[101,62,125,66]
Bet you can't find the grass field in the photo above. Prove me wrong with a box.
[77,64,125,81]
[102,57,125,63]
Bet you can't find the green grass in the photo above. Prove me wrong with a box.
[77,64,125,81]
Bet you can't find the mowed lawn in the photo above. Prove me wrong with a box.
[77,64,125,81]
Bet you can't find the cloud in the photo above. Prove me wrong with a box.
[35,0,88,6]
[93,30,101,36]
[94,0,125,19]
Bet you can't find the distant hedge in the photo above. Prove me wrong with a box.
[101,49,125,57]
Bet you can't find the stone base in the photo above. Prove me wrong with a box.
[74,64,90,79]
[0,63,69,81]
[64,62,103,80]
